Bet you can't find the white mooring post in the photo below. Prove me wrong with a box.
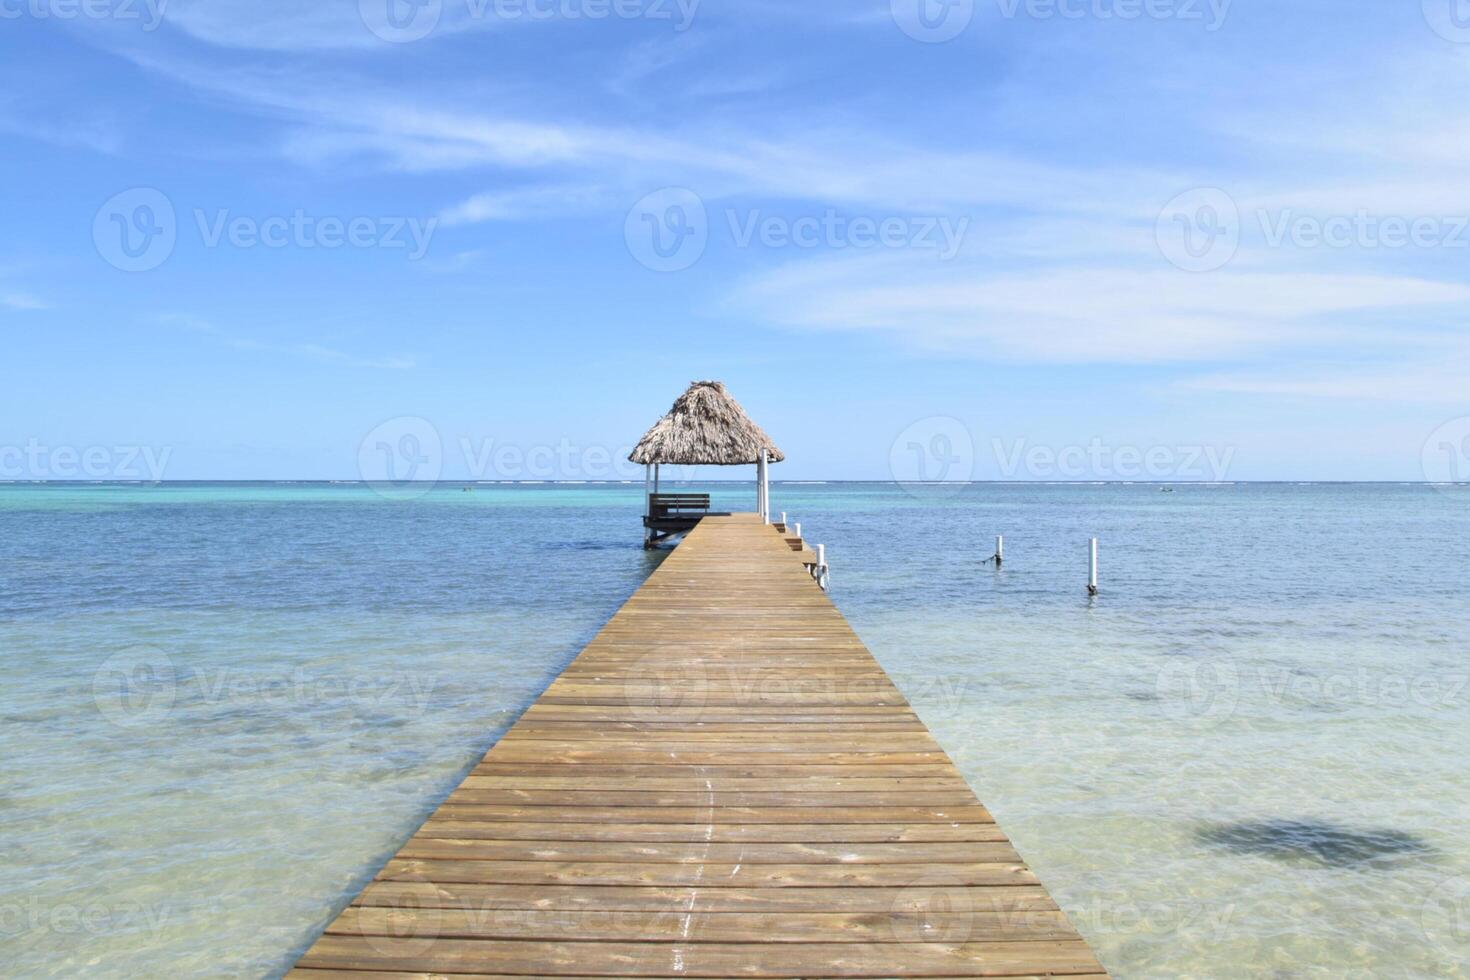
[793,522,801,540]
[816,543,829,590]
[995,534,1004,566]
[1088,538,1099,596]
[780,511,787,528]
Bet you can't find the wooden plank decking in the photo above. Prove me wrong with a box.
[289,514,1107,979]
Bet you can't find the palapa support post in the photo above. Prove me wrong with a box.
[758,449,769,522]
[1088,538,1099,596]
[643,464,654,549]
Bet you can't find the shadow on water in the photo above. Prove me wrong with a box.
[1197,819,1434,868]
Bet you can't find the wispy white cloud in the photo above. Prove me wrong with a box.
[416,249,488,274]
[0,94,123,155]
[439,183,614,224]
[160,0,493,51]
[731,252,1470,364]
[161,314,415,369]
[2,292,50,311]
[1181,356,1470,405]
[101,39,1174,214]
[87,7,1470,404]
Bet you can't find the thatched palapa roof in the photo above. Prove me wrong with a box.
[629,381,785,466]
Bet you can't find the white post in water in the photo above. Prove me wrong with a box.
[995,535,1004,566]
[1088,538,1099,596]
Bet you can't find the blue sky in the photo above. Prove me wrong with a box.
[3,0,1470,481]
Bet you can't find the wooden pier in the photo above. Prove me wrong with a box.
[289,514,1108,979]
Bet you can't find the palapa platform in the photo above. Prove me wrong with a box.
[289,514,1108,979]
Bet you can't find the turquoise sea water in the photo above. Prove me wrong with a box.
[3,482,1470,978]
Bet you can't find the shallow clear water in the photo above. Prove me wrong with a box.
[3,482,1469,978]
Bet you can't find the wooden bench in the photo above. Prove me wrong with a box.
[643,493,729,547]
[647,492,712,520]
